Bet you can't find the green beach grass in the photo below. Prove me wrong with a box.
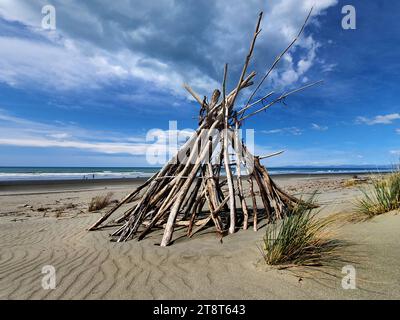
[356,171,400,217]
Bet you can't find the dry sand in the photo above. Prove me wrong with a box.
[0,175,399,299]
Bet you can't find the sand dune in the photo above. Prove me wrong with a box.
[0,176,399,299]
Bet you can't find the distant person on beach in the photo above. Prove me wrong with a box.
[92,174,95,179]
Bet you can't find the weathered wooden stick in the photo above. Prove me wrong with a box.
[273,180,318,209]
[183,83,207,107]
[189,195,230,238]
[237,91,274,115]
[243,7,314,113]
[87,168,162,231]
[252,167,272,220]
[136,175,186,241]
[204,191,223,233]
[114,205,138,224]
[160,129,220,246]
[226,148,283,166]
[187,200,200,237]
[202,72,256,121]
[141,128,213,212]
[89,10,322,246]
[160,111,223,199]
[205,163,221,211]
[234,121,249,229]
[176,217,211,227]
[259,150,285,160]
[248,176,258,231]
[189,216,211,238]
[118,170,174,241]
[229,12,263,108]
[209,89,221,109]
[182,178,202,218]
[185,172,212,237]
[221,64,237,235]
[255,158,283,219]
[240,80,323,122]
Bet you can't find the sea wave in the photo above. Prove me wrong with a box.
[0,167,393,182]
[0,171,155,181]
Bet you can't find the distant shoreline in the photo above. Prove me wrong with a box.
[0,177,148,195]
[0,172,381,196]
[0,170,388,184]
[0,166,393,184]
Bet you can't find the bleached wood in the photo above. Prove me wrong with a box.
[88,9,321,246]
[243,7,314,115]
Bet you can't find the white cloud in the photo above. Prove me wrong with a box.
[0,36,127,90]
[0,109,198,158]
[0,36,218,95]
[263,129,284,134]
[257,146,369,166]
[356,113,400,125]
[311,123,328,131]
[396,128,400,134]
[0,0,337,97]
[321,63,337,72]
[0,137,151,155]
[261,127,303,136]
[48,133,70,139]
[0,109,149,156]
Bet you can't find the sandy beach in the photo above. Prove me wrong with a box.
[0,174,399,300]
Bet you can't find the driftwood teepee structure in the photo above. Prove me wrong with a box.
[88,10,320,246]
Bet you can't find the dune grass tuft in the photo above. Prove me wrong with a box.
[261,199,346,268]
[88,192,114,212]
[356,171,400,217]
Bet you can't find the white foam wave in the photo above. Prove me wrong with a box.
[0,171,154,181]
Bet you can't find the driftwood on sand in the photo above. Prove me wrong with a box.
[88,9,321,246]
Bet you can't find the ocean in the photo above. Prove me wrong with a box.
[0,166,394,182]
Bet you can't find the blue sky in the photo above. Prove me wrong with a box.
[0,0,399,167]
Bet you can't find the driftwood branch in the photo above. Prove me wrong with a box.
[242,7,314,117]
[240,80,323,122]
[87,9,321,246]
